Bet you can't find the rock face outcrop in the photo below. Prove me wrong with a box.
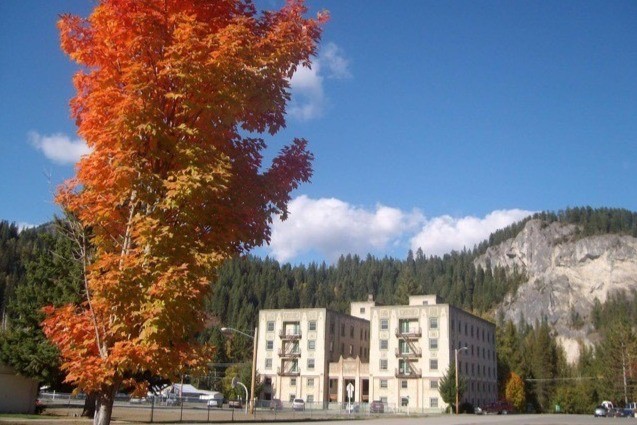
[474,219,637,362]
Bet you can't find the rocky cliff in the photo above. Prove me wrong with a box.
[475,219,637,362]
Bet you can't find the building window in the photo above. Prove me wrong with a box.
[398,359,410,375]
[401,397,409,406]
[380,359,388,370]
[401,380,408,389]
[429,317,438,329]
[380,339,388,350]
[349,345,353,355]
[360,307,366,314]
[266,340,273,350]
[350,326,354,337]
[430,398,438,408]
[308,340,315,350]
[330,341,333,352]
[430,379,438,389]
[290,378,297,386]
[430,359,438,370]
[380,379,388,388]
[341,324,345,336]
[429,338,438,350]
[330,322,335,334]
[267,321,275,332]
[307,378,314,387]
[380,319,389,330]
[265,358,272,369]
[380,397,388,404]
[264,377,272,386]
[309,321,316,331]
[289,394,296,402]
[308,359,315,370]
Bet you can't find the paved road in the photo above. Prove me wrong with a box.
[268,415,636,425]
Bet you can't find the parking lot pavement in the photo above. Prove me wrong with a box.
[0,413,626,425]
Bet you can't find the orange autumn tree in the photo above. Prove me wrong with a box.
[42,1,325,424]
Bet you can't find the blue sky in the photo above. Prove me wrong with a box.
[1,1,636,264]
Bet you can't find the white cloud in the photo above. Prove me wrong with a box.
[268,195,423,263]
[409,209,534,257]
[266,196,534,263]
[288,42,350,121]
[321,43,351,79]
[29,131,91,165]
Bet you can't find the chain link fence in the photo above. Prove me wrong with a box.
[38,393,438,422]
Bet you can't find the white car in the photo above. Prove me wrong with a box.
[292,398,305,411]
[207,399,222,408]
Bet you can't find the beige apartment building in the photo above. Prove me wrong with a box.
[256,308,371,405]
[367,295,497,411]
[256,295,496,412]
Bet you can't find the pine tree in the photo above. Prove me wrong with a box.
[438,361,466,412]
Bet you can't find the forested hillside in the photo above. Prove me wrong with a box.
[208,206,637,335]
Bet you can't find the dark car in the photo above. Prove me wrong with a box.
[270,399,283,410]
[608,408,631,418]
[483,401,514,415]
[370,400,385,413]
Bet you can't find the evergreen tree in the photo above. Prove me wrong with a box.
[438,361,466,412]
[0,228,82,388]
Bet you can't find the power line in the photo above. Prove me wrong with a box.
[525,377,597,382]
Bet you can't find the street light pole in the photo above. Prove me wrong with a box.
[454,346,468,415]
[221,326,258,415]
[250,327,258,415]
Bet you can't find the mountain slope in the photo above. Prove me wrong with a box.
[476,219,637,361]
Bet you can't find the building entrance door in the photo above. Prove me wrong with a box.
[343,379,355,403]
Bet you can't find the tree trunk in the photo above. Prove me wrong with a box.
[82,393,97,418]
[93,386,117,425]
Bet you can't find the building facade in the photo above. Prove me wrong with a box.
[256,308,370,405]
[255,295,496,412]
[368,295,497,411]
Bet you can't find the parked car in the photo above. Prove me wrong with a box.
[292,398,305,411]
[482,400,514,415]
[269,399,283,410]
[345,403,360,413]
[129,397,146,404]
[207,399,222,408]
[370,400,385,413]
[229,399,243,408]
[608,408,632,418]
[166,397,180,406]
[594,405,608,417]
